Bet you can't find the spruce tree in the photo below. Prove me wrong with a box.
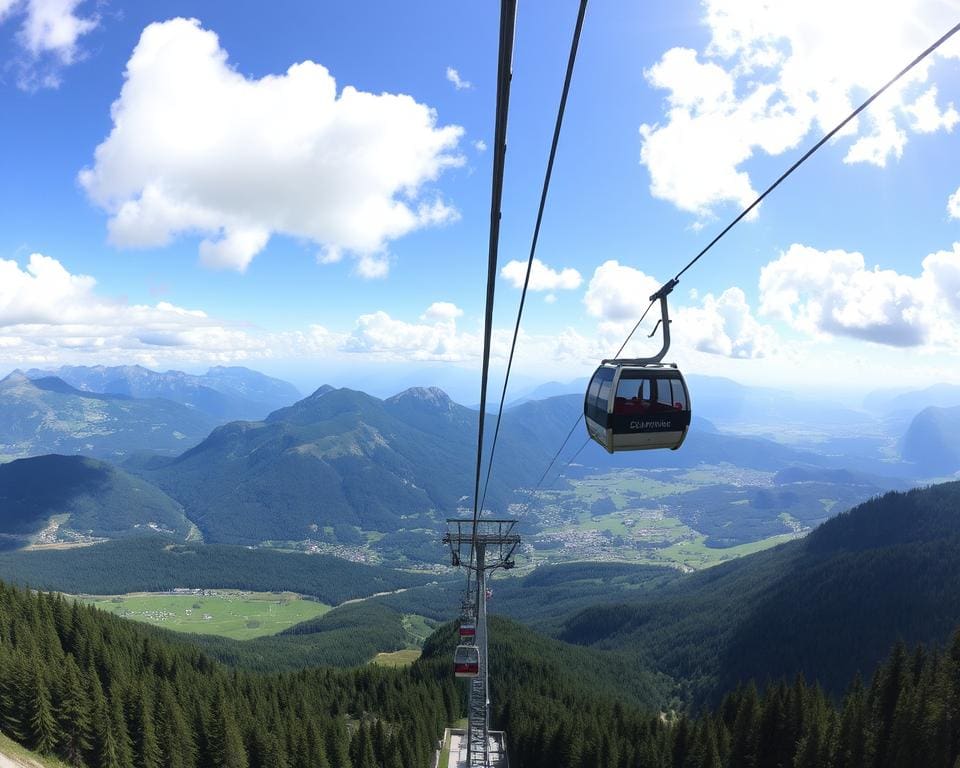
[56,655,92,766]
[27,664,59,755]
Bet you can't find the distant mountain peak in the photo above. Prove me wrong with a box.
[387,386,453,409]
[308,385,336,399]
[0,370,30,387]
[0,372,85,396]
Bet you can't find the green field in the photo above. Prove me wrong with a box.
[371,648,422,667]
[79,590,332,640]
[649,533,799,570]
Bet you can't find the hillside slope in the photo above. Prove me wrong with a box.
[138,385,552,544]
[0,455,191,545]
[557,480,960,703]
[900,405,960,474]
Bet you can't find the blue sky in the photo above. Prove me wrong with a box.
[1,0,959,400]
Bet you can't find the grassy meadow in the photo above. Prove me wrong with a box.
[78,590,331,640]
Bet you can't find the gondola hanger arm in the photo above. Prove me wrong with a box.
[603,278,679,366]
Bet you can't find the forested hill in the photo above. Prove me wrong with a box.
[5,575,960,768]
[0,581,454,768]
[135,385,555,544]
[0,455,191,546]
[557,481,960,704]
[423,617,960,768]
[0,537,431,604]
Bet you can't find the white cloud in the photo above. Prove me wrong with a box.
[79,18,464,275]
[584,260,777,359]
[758,242,960,347]
[544,294,557,304]
[2,0,98,89]
[640,0,960,218]
[676,287,777,358]
[446,66,472,90]
[904,86,959,134]
[0,253,276,361]
[421,302,463,322]
[473,139,488,152]
[501,258,582,292]
[355,253,390,279]
[345,308,477,362]
[948,187,960,219]
[583,260,661,322]
[922,243,960,314]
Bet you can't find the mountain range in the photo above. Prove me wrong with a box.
[23,364,301,421]
[0,372,221,460]
[134,385,548,545]
[1,376,945,552]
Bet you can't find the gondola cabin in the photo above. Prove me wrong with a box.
[584,363,691,452]
[459,621,476,640]
[454,645,480,678]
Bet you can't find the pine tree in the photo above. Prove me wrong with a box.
[109,693,134,768]
[27,664,59,755]
[729,683,759,768]
[56,655,92,766]
[325,719,352,768]
[156,681,196,768]
[132,684,163,768]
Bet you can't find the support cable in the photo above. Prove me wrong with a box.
[478,0,589,519]
[468,0,519,581]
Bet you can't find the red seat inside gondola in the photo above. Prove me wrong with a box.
[614,396,647,414]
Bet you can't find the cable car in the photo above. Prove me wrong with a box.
[584,280,691,453]
[585,363,690,452]
[454,645,480,678]
[459,621,476,640]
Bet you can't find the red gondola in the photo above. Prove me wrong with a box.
[454,645,480,678]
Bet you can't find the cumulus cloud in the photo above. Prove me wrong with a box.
[0,255,593,370]
[583,260,661,322]
[501,258,582,292]
[473,139,488,152]
[345,308,478,362]
[676,287,776,358]
[79,18,464,274]
[640,0,960,219]
[758,242,960,347]
[446,66,471,90]
[949,187,960,219]
[421,302,463,322]
[583,259,774,359]
[2,0,98,89]
[0,253,277,362]
[904,86,960,133]
[922,243,960,314]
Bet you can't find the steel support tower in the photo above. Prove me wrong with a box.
[444,519,520,768]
